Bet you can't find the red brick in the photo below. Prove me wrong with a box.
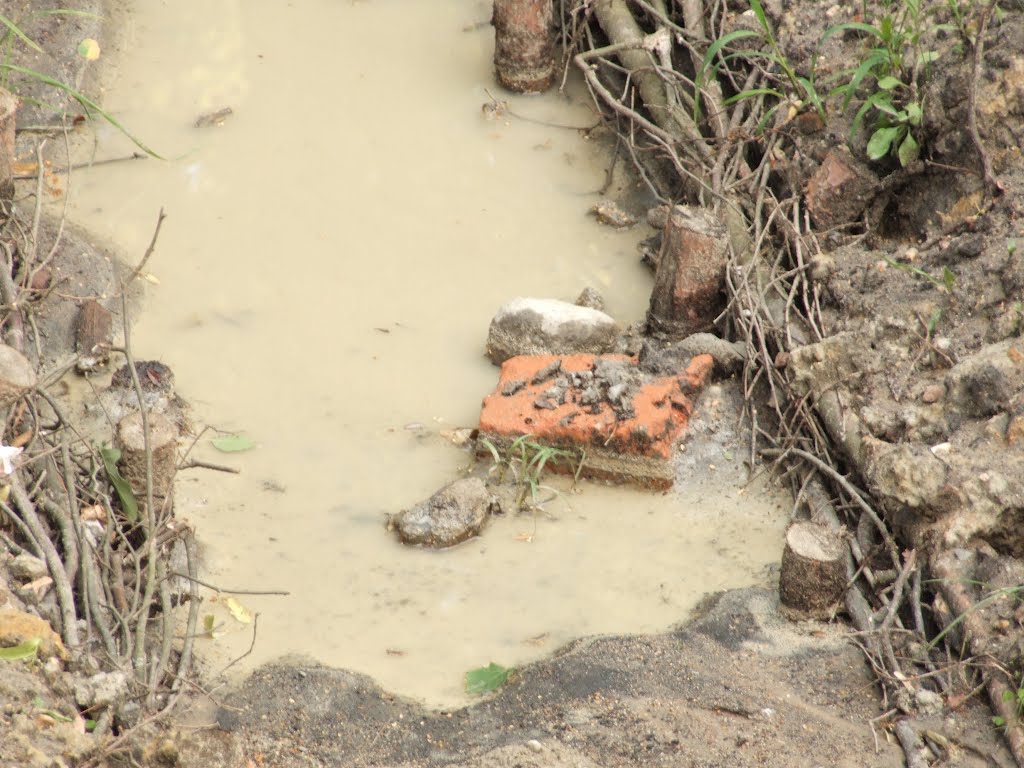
[805,149,879,230]
[647,205,729,337]
[478,353,713,489]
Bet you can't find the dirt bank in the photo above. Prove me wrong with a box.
[2,0,1024,766]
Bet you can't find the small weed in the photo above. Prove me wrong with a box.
[993,682,1024,729]
[478,434,585,513]
[696,0,826,128]
[882,255,956,293]
[822,0,942,165]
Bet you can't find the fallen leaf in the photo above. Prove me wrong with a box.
[465,662,512,694]
[77,38,101,61]
[225,596,253,624]
[211,434,255,453]
[0,637,41,661]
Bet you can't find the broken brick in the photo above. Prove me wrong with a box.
[478,353,714,489]
[805,149,879,230]
[646,205,729,338]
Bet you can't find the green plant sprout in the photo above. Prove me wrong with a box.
[478,434,585,513]
[882,256,956,293]
[695,0,826,128]
[821,0,940,165]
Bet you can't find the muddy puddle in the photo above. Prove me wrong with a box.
[63,0,788,708]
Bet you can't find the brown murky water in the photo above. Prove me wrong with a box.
[67,0,787,708]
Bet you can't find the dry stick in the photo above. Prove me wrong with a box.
[764,446,898,564]
[965,0,1004,198]
[177,459,240,474]
[932,552,1024,765]
[169,571,290,596]
[8,476,79,647]
[124,208,166,288]
[0,498,43,557]
[122,213,166,684]
[153,560,174,705]
[804,476,903,707]
[877,549,916,634]
[14,152,147,180]
[0,241,25,352]
[171,530,201,695]
[40,497,79,598]
[26,121,74,290]
[26,140,47,272]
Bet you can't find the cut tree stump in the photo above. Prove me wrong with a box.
[75,299,113,373]
[778,521,847,621]
[115,411,179,522]
[493,0,555,93]
[646,205,728,338]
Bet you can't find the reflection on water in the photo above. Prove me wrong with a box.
[65,0,786,708]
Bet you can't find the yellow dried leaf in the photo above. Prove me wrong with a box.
[225,597,253,624]
[77,38,101,61]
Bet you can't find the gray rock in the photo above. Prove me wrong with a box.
[946,339,1022,418]
[75,671,128,708]
[9,553,48,582]
[639,333,746,376]
[390,478,500,548]
[485,298,620,365]
[574,287,605,312]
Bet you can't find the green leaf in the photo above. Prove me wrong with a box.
[994,715,1007,728]
[906,102,923,126]
[897,132,919,166]
[466,662,512,694]
[877,75,903,90]
[211,434,256,453]
[867,126,902,159]
[100,447,138,523]
[748,0,771,35]
[821,21,885,44]
[927,308,942,336]
[942,266,956,292]
[842,50,889,110]
[695,29,760,119]
[721,87,785,107]
[871,93,899,116]
[0,637,41,661]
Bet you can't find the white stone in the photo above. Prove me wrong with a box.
[485,297,620,364]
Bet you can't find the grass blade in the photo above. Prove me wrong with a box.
[0,63,162,158]
[0,14,43,53]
